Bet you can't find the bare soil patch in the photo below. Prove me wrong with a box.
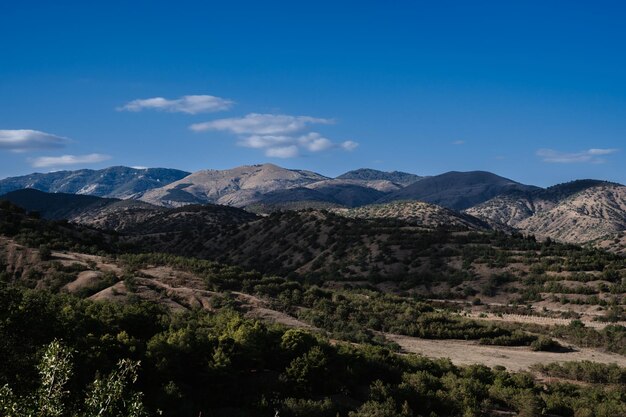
[385,333,626,372]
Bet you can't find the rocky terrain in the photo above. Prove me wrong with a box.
[139,163,329,207]
[0,166,189,198]
[333,201,490,230]
[1,164,625,247]
[467,180,626,244]
[517,184,626,243]
[138,164,421,209]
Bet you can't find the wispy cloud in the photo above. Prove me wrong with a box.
[190,113,333,135]
[236,135,293,149]
[265,145,299,158]
[452,140,465,145]
[537,148,619,164]
[298,132,334,152]
[29,153,111,168]
[341,140,359,151]
[0,129,69,152]
[191,113,357,158]
[118,95,233,114]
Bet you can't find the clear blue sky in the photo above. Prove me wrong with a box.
[1,0,625,186]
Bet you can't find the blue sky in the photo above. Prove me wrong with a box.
[1,1,625,186]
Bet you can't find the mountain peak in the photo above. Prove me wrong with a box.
[140,164,329,208]
[379,170,538,210]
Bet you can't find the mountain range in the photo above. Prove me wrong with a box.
[0,166,190,199]
[1,163,625,247]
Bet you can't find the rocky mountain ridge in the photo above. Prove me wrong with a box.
[466,180,626,244]
[0,166,190,199]
[1,164,625,247]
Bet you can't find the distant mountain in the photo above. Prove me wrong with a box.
[140,163,329,208]
[3,164,625,249]
[111,203,258,235]
[465,180,616,228]
[0,189,118,220]
[0,188,157,224]
[516,184,626,244]
[0,166,190,199]
[334,201,490,230]
[337,168,423,186]
[245,187,342,213]
[305,179,395,207]
[0,188,256,235]
[248,178,402,212]
[379,171,538,210]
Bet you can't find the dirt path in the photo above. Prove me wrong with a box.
[385,333,626,371]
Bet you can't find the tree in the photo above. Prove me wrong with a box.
[39,244,52,261]
[0,340,146,417]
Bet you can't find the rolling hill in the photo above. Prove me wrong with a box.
[466,180,626,244]
[0,188,160,227]
[465,180,616,228]
[379,171,539,210]
[139,163,329,207]
[333,201,490,230]
[516,184,626,243]
[1,165,625,248]
[337,168,423,186]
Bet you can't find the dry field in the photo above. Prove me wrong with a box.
[385,333,626,372]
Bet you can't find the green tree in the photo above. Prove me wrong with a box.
[0,340,146,417]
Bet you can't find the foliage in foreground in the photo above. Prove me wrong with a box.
[0,284,625,417]
[0,340,145,417]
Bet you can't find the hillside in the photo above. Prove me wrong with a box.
[0,189,119,220]
[465,179,617,228]
[248,178,402,211]
[0,166,190,199]
[2,195,626,417]
[337,168,423,186]
[517,184,626,243]
[333,201,490,230]
[139,163,329,207]
[0,188,163,231]
[379,171,538,210]
[466,180,626,244]
[244,187,343,213]
[2,165,625,250]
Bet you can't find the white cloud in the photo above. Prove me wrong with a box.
[119,95,233,114]
[237,135,293,149]
[192,112,358,158]
[588,148,618,155]
[0,129,69,152]
[235,131,355,158]
[298,132,334,152]
[30,153,112,168]
[341,140,359,151]
[537,148,619,164]
[265,145,299,158]
[190,113,333,135]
